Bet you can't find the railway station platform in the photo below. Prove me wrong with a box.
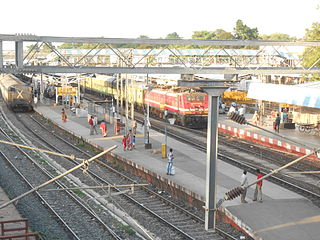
[33,103,320,240]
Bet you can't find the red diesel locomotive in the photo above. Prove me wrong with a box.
[145,88,208,128]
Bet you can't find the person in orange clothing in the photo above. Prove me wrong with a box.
[122,135,127,151]
[253,169,263,202]
[100,120,107,137]
[61,108,67,122]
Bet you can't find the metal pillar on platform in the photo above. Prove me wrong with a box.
[203,87,227,230]
[177,80,231,231]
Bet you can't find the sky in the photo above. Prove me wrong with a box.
[1,0,319,39]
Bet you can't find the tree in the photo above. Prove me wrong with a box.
[192,31,216,40]
[212,29,235,40]
[166,32,182,39]
[260,33,296,41]
[302,22,320,80]
[233,19,259,40]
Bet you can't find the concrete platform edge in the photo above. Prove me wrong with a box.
[35,110,255,238]
[218,206,258,240]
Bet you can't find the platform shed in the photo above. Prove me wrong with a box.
[247,81,320,126]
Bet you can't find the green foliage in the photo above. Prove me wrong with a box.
[191,28,237,48]
[166,32,182,39]
[192,30,216,40]
[302,22,320,80]
[212,29,235,40]
[260,33,296,41]
[59,43,85,49]
[234,19,259,40]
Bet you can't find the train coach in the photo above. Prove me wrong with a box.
[0,74,33,111]
[80,74,209,128]
[80,74,116,99]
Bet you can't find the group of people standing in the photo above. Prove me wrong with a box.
[227,102,246,117]
[88,115,108,137]
[122,130,136,151]
[240,168,263,203]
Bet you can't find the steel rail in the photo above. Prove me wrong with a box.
[28,113,237,239]
[0,112,123,240]
[148,115,320,203]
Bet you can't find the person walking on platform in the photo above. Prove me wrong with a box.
[227,104,236,117]
[88,116,94,135]
[92,115,98,134]
[61,108,67,122]
[132,135,136,149]
[240,170,249,203]
[253,169,263,202]
[166,148,174,175]
[274,113,281,133]
[127,130,133,150]
[238,105,245,116]
[122,135,127,151]
[252,111,259,125]
[100,120,107,137]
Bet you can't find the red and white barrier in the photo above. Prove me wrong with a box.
[218,123,319,162]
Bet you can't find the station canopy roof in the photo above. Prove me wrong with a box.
[247,82,320,109]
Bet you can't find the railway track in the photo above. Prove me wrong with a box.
[83,93,320,228]
[0,109,123,240]
[15,111,239,240]
[141,110,320,208]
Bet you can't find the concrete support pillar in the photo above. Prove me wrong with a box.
[203,87,228,231]
[15,41,23,68]
[204,94,219,230]
[0,41,3,68]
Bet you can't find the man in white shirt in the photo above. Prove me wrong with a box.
[227,105,236,117]
[238,105,245,116]
[240,170,249,203]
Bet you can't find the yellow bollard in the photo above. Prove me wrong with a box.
[161,144,167,158]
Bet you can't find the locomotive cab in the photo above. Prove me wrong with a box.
[180,93,208,128]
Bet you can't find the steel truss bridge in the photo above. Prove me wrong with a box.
[1,34,320,75]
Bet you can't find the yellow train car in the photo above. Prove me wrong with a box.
[0,74,33,111]
[80,75,116,98]
[222,90,255,104]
